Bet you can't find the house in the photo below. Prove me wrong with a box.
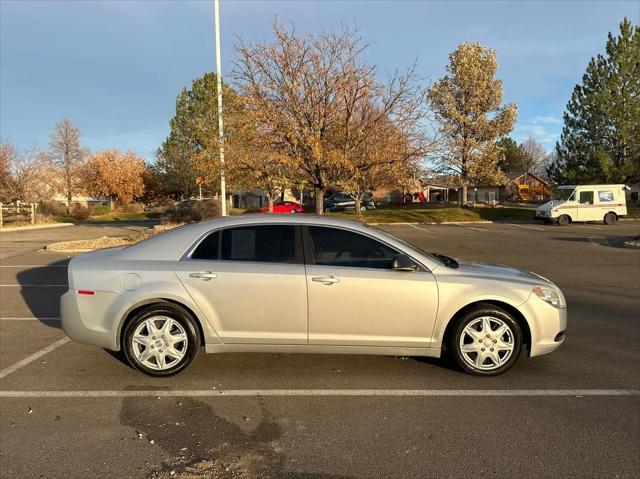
[504,172,552,202]
[52,193,110,208]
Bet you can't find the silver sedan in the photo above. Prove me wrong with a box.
[61,215,567,377]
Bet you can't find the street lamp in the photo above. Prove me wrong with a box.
[214,0,227,216]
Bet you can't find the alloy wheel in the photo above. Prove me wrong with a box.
[458,316,515,371]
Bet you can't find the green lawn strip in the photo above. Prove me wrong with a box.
[329,207,537,224]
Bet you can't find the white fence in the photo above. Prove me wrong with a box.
[0,202,36,228]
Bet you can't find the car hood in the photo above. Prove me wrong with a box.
[453,260,547,283]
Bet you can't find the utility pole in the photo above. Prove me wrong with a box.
[214,0,227,216]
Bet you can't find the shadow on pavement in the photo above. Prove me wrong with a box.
[16,258,69,330]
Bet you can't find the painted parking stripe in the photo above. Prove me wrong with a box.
[0,337,70,380]
[509,223,546,231]
[1,389,638,398]
[0,265,68,268]
[0,317,61,321]
[0,284,67,287]
[452,223,487,232]
[577,225,602,230]
[408,224,431,233]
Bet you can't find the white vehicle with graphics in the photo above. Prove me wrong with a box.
[535,184,628,225]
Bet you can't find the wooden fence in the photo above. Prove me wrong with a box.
[0,202,36,228]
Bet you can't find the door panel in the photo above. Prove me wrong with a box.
[176,261,307,344]
[306,265,438,347]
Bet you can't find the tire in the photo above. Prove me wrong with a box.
[603,212,616,225]
[123,303,201,377]
[543,218,551,225]
[324,207,332,213]
[289,209,297,214]
[448,304,523,376]
[557,214,570,226]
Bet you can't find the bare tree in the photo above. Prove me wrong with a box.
[519,137,549,177]
[234,23,372,214]
[0,141,51,203]
[48,119,86,211]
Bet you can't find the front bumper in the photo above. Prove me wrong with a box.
[517,296,567,357]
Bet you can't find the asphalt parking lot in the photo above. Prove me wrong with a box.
[1,220,639,478]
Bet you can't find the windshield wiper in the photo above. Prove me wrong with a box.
[431,253,459,269]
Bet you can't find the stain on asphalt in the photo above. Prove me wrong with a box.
[119,396,354,479]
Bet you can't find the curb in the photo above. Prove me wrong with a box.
[0,222,74,233]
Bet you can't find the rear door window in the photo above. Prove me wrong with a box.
[221,225,296,263]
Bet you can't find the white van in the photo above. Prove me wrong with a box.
[535,184,628,225]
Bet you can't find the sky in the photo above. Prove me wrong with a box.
[1,0,638,161]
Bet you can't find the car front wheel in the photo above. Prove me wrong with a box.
[123,303,200,377]
[449,304,523,376]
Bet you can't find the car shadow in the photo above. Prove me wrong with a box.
[16,258,70,330]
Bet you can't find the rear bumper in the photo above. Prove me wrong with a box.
[60,290,119,350]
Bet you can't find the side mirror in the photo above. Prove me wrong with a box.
[391,254,417,272]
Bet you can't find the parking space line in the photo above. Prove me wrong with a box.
[1,389,637,398]
[0,265,68,268]
[509,223,546,231]
[0,284,67,287]
[408,224,431,233]
[577,225,602,230]
[0,317,60,321]
[452,223,487,232]
[0,338,70,380]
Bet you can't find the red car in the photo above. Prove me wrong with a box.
[259,201,304,214]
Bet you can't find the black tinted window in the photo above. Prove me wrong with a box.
[221,225,295,263]
[308,226,397,269]
[191,231,220,260]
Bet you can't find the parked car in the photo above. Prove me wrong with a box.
[324,193,375,212]
[259,201,304,214]
[535,184,628,225]
[61,215,567,377]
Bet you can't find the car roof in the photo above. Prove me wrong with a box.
[118,214,376,261]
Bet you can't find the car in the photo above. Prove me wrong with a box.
[535,184,628,225]
[259,201,304,214]
[324,193,375,212]
[61,215,567,377]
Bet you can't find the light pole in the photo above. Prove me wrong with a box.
[214,0,227,216]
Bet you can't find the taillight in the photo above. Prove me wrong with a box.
[77,290,95,296]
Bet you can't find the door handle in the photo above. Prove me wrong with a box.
[189,271,217,281]
[311,275,340,285]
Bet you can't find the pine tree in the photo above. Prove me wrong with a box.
[548,18,640,184]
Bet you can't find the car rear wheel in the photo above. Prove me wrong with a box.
[557,214,570,226]
[603,212,617,225]
[123,303,200,377]
[449,304,523,376]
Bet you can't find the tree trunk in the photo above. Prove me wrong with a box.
[354,195,362,216]
[268,194,274,213]
[315,187,324,215]
[461,183,468,207]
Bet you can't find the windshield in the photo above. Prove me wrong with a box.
[368,226,458,268]
[553,188,575,201]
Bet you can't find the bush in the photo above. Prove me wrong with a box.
[91,204,111,216]
[161,199,221,224]
[70,203,91,221]
[37,202,66,216]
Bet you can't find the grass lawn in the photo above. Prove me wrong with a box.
[53,212,161,222]
[328,206,537,224]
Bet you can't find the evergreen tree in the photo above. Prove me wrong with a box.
[548,18,640,184]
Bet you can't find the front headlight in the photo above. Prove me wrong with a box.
[532,285,564,308]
